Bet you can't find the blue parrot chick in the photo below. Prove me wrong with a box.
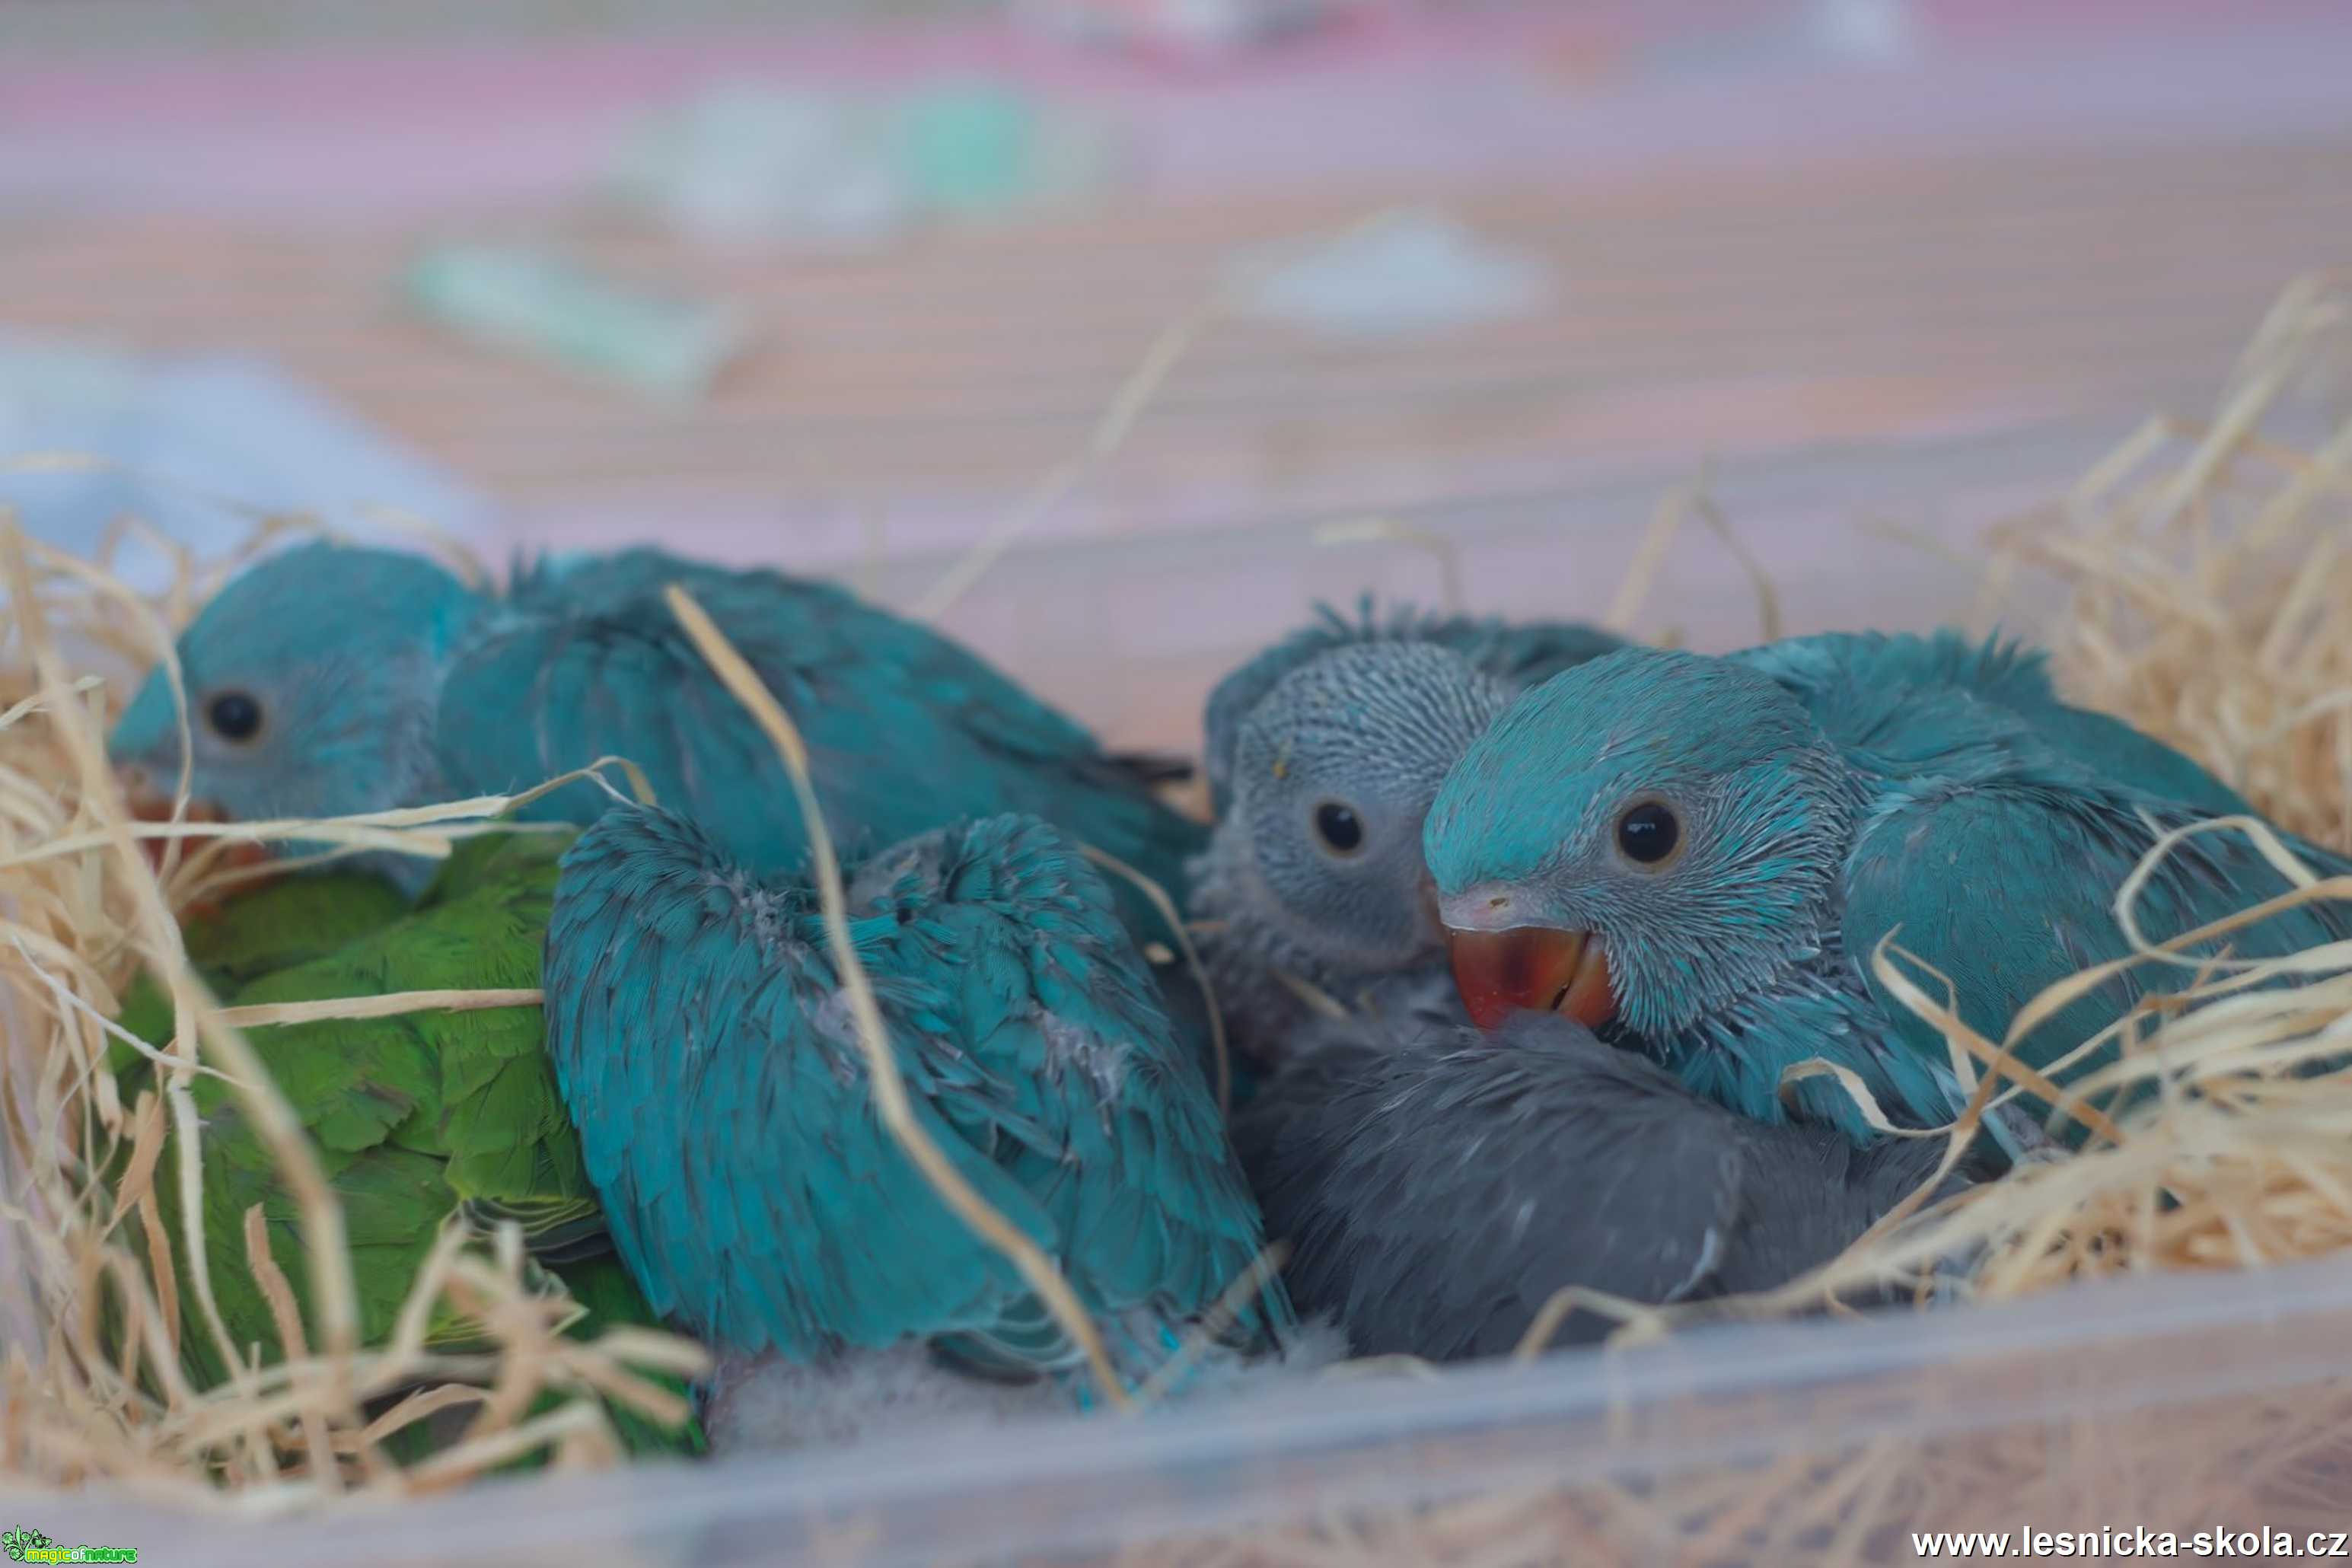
[110,546,483,860]
[1190,602,1624,1063]
[540,804,1306,1449]
[1424,636,2352,1158]
[106,542,1204,955]
[1235,1010,1968,1361]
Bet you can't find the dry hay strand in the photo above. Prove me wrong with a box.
[0,511,706,1506]
[0,516,1285,1508]
[1984,270,2352,849]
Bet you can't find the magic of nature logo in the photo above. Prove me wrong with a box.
[2,1526,137,1563]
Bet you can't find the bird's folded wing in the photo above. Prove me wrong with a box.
[540,804,1063,1362]
[442,568,1201,894]
[1843,775,2352,1140]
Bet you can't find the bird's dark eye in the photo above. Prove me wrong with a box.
[1311,800,1366,857]
[206,691,263,743]
[1615,800,1681,867]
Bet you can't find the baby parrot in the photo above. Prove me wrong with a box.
[1235,1011,1962,1361]
[1190,602,1623,1062]
[539,804,1297,1447]
[1425,633,2352,1158]
[111,835,702,1460]
[104,543,1205,951]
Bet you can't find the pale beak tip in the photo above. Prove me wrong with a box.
[1435,883,1522,935]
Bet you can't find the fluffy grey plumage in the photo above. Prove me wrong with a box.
[701,1321,1351,1454]
[701,1344,1066,1454]
[1189,640,1511,1063]
[1233,1013,1965,1363]
[1191,606,1624,1065]
[1200,599,1625,819]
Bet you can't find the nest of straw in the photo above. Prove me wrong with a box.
[2,269,2349,1560]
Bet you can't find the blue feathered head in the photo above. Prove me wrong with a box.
[1425,648,1856,1041]
[110,540,485,888]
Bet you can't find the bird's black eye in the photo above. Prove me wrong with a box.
[206,691,263,743]
[1311,800,1366,857]
[1615,800,1681,866]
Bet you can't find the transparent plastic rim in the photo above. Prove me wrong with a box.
[13,1251,2352,1567]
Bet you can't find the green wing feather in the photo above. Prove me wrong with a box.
[182,872,413,986]
[108,870,411,1086]
[113,835,700,1459]
[110,844,533,1083]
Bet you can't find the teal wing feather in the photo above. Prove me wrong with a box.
[1738,629,2251,816]
[1728,637,2318,1151]
[542,802,1059,1361]
[439,550,1205,936]
[1842,764,2352,1148]
[916,814,1289,1372]
[541,805,1286,1384]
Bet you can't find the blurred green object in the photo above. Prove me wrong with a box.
[401,246,752,401]
[107,838,706,1465]
[605,81,1124,247]
[897,83,1038,215]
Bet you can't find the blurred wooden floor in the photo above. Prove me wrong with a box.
[11,132,2350,572]
[6,3,2352,744]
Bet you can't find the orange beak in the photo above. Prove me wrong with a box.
[123,790,278,913]
[1445,926,1616,1031]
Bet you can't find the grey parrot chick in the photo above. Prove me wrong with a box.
[1233,1012,1969,1363]
[1189,639,1513,1063]
[1191,602,1624,1066]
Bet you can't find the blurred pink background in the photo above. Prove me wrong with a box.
[8,0,2352,746]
